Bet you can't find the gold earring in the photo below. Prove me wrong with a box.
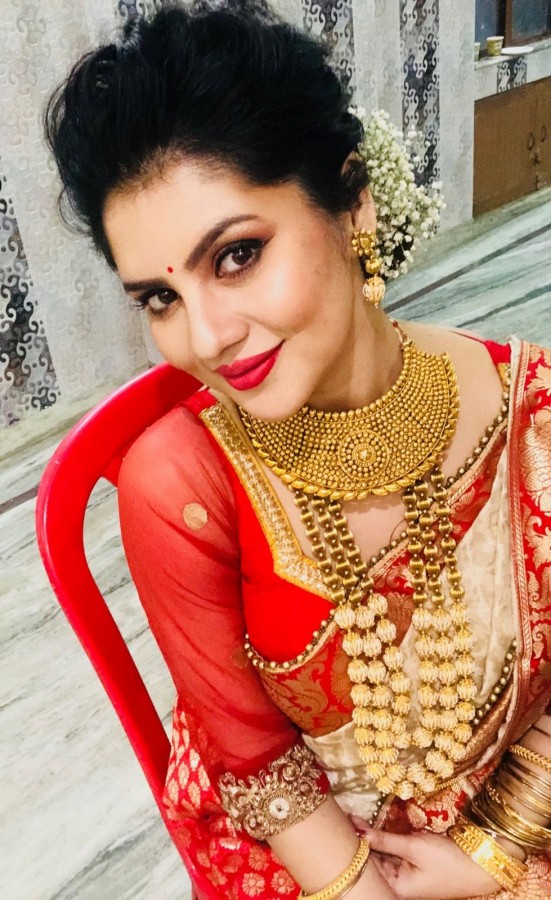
[351,230,386,308]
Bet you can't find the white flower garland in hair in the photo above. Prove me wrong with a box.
[352,107,445,279]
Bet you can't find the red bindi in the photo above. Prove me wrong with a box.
[167,266,174,273]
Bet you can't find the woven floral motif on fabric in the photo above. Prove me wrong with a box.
[508,344,551,737]
[163,702,301,898]
[463,852,551,900]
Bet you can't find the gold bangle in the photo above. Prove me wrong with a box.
[298,838,370,900]
[485,781,551,849]
[449,818,528,891]
[506,759,551,799]
[509,744,551,775]
[498,769,551,817]
[472,787,546,852]
[470,796,528,859]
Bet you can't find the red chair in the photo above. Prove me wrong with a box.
[35,363,217,900]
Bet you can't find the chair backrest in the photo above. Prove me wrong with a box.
[35,363,215,898]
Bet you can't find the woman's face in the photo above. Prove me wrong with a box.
[104,159,370,420]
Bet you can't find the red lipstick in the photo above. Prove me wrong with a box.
[216,342,283,391]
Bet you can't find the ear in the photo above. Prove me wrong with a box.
[340,153,377,235]
[353,186,377,233]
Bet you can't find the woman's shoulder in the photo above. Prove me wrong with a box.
[398,319,514,375]
[118,391,233,513]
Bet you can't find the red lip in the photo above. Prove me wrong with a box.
[216,342,283,391]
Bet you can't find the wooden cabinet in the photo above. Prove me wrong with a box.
[474,77,551,215]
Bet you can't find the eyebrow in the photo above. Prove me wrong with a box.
[121,213,261,293]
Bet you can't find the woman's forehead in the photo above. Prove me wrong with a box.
[102,162,317,274]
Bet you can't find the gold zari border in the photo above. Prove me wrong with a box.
[200,404,333,601]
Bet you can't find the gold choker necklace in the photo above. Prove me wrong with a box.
[240,334,482,802]
[239,337,459,500]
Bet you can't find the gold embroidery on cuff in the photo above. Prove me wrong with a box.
[218,743,326,839]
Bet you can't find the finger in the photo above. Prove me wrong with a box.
[370,851,402,886]
[366,828,423,863]
[349,814,371,834]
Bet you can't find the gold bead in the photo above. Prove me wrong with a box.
[366,660,387,683]
[418,660,439,683]
[355,727,374,746]
[439,710,459,731]
[343,632,364,656]
[365,762,386,780]
[351,684,372,706]
[352,707,372,727]
[363,634,383,657]
[418,685,439,708]
[372,685,393,707]
[395,780,415,800]
[355,605,376,629]
[457,678,477,701]
[392,694,411,716]
[374,731,395,750]
[454,723,472,744]
[348,658,369,683]
[413,727,434,748]
[358,746,379,765]
[383,646,404,671]
[379,748,400,766]
[335,604,356,629]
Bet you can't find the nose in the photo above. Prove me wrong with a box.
[185,291,248,364]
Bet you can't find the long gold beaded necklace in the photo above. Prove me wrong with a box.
[239,331,478,801]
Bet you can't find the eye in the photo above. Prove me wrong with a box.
[133,288,179,316]
[215,239,265,278]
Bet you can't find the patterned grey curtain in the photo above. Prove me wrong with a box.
[0,0,148,428]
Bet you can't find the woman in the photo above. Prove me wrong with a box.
[45,2,551,898]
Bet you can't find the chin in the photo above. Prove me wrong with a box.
[236,388,307,422]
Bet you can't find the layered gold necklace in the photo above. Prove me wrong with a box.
[239,332,477,801]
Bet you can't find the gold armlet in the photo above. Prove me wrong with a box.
[298,838,371,900]
[448,818,528,891]
[509,744,551,775]
[218,743,326,840]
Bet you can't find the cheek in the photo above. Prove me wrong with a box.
[149,317,196,370]
[261,246,339,332]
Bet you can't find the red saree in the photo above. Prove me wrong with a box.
[118,338,551,899]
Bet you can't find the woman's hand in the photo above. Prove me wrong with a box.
[361,826,501,900]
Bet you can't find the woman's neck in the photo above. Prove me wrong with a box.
[308,308,404,413]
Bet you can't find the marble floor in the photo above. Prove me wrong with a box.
[1,190,550,900]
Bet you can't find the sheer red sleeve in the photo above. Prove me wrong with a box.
[117,400,298,776]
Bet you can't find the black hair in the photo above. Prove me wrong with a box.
[45,0,368,269]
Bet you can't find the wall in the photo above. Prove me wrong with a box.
[0,0,481,432]
[475,37,551,99]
